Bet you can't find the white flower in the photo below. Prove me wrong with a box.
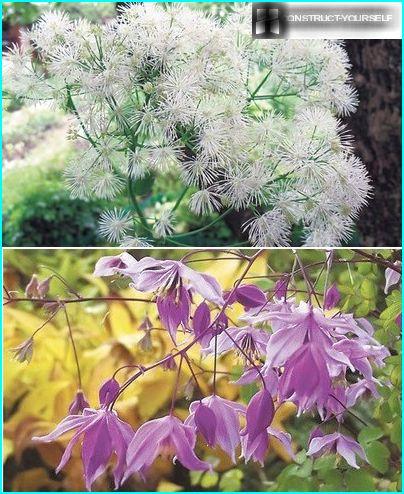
[5,5,370,247]
[119,235,153,248]
[189,190,221,216]
[243,209,291,247]
[98,208,133,243]
[153,208,175,238]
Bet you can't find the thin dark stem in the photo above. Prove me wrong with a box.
[63,306,82,389]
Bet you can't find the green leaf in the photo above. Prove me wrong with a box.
[345,469,375,491]
[190,471,203,486]
[219,469,244,492]
[358,426,384,444]
[360,279,376,300]
[364,441,391,474]
[313,454,337,471]
[200,471,219,488]
[390,419,402,447]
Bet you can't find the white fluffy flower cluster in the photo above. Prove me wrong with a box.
[3,4,370,246]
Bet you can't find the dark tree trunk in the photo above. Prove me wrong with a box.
[344,40,402,247]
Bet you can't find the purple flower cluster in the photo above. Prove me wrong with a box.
[32,253,390,490]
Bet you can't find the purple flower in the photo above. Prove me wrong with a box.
[186,395,245,462]
[241,426,293,465]
[278,343,332,416]
[346,379,380,408]
[227,284,267,309]
[99,378,120,407]
[323,283,340,310]
[333,338,389,380]
[192,302,214,349]
[124,415,210,481]
[95,255,224,342]
[157,286,191,341]
[264,302,351,370]
[204,326,269,361]
[33,408,133,490]
[93,252,138,277]
[25,274,39,298]
[307,432,367,469]
[11,337,34,363]
[384,263,401,294]
[240,389,275,464]
[69,390,90,415]
[193,402,217,447]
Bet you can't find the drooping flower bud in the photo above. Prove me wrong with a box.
[11,337,34,363]
[25,275,39,298]
[37,276,52,298]
[243,388,274,442]
[194,402,217,447]
[162,354,177,371]
[99,378,120,407]
[138,330,153,352]
[235,285,267,309]
[323,283,340,310]
[68,390,90,414]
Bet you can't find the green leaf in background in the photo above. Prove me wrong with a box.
[345,469,375,491]
[358,426,384,444]
[364,441,391,474]
[219,469,244,492]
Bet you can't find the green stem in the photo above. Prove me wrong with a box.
[127,178,150,233]
[170,209,233,239]
[66,86,97,148]
[251,69,272,97]
[171,187,189,213]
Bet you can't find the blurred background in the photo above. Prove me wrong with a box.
[2,3,402,247]
[3,248,402,491]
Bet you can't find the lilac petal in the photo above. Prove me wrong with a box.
[69,390,90,415]
[99,378,120,407]
[193,302,212,348]
[171,418,211,471]
[336,435,366,469]
[244,389,274,443]
[346,379,380,408]
[56,414,102,474]
[307,432,339,457]
[107,413,134,489]
[32,414,88,443]
[93,253,137,277]
[323,283,340,310]
[206,396,243,463]
[267,427,295,458]
[179,264,224,305]
[125,417,168,480]
[157,287,190,341]
[82,415,113,490]
[241,431,268,465]
[266,326,307,367]
[384,266,401,294]
[194,403,217,447]
[128,258,177,292]
[235,285,267,308]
